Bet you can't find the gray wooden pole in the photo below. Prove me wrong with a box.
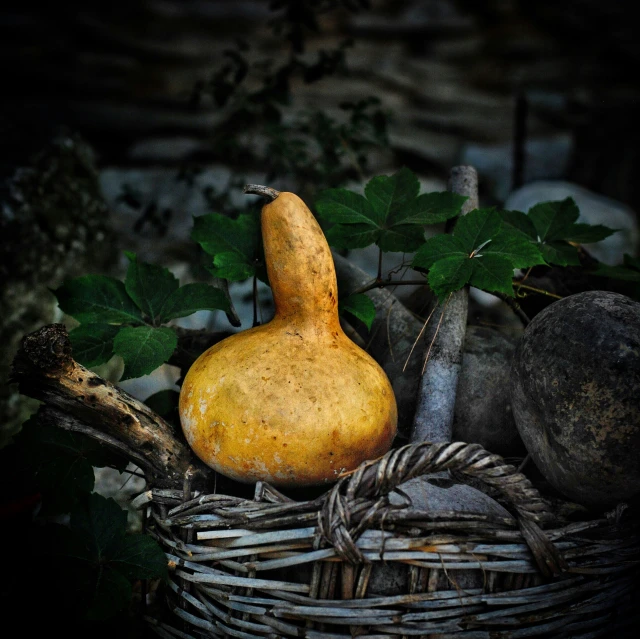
[410,165,478,444]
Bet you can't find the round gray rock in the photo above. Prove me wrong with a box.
[510,291,640,510]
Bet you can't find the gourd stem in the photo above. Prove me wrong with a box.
[244,184,280,201]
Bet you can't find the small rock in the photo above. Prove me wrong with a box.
[453,326,526,458]
[510,291,640,510]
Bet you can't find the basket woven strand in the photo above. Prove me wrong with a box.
[135,441,639,638]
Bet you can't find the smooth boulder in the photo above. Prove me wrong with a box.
[510,291,640,510]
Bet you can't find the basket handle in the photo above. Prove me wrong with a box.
[319,441,567,576]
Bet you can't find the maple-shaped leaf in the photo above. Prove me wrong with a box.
[54,275,143,325]
[592,253,640,282]
[192,211,263,281]
[113,326,178,380]
[124,252,179,322]
[68,323,120,368]
[316,167,464,253]
[413,208,545,301]
[499,198,617,267]
[54,494,169,620]
[338,293,376,330]
[15,416,127,515]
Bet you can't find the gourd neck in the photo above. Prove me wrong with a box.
[254,189,342,333]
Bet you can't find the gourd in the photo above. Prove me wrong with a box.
[179,185,397,487]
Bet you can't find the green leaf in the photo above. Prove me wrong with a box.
[54,275,143,325]
[318,169,465,254]
[66,494,167,621]
[412,234,468,271]
[85,568,132,621]
[453,208,503,253]
[482,228,547,269]
[315,188,377,224]
[113,326,177,380]
[192,211,260,258]
[159,283,230,322]
[208,251,257,281]
[325,223,380,249]
[15,418,126,515]
[528,197,579,242]
[427,256,473,301]
[499,209,537,240]
[18,425,94,514]
[70,493,127,560]
[469,254,516,297]
[339,293,376,330]
[377,224,426,253]
[124,253,179,321]
[563,223,617,244]
[69,323,119,368]
[364,167,419,226]
[592,255,640,282]
[110,533,169,581]
[540,241,581,266]
[392,191,466,226]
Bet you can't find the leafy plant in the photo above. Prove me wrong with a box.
[54,253,230,380]
[499,198,616,267]
[592,253,640,281]
[2,417,167,630]
[191,212,265,283]
[32,493,167,621]
[412,208,546,300]
[313,168,619,304]
[315,167,466,252]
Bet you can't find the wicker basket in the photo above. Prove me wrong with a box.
[134,441,639,638]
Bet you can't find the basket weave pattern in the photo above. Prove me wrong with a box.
[136,442,639,638]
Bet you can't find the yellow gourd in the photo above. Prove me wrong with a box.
[179,185,397,486]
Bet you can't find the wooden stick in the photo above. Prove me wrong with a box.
[11,323,210,488]
[410,165,478,444]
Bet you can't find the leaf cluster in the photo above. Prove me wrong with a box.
[500,197,616,266]
[317,169,619,304]
[412,208,546,300]
[3,418,167,624]
[316,167,466,252]
[188,2,388,192]
[54,253,229,380]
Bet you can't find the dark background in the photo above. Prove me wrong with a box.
[2,0,639,208]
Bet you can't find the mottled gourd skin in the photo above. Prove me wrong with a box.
[179,192,397,486]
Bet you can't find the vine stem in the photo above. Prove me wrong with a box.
[514,282,563,299]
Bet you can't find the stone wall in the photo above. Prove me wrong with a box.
[2,0,639,210]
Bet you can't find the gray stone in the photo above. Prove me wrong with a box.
[389,476,512,519]
[368,476,513,595]
[453,326,526,458]
[510,291,640,510]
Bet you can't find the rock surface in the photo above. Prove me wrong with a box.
[454,325,526,458]
[510,290,640,510]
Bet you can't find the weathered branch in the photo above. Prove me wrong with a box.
[11,324,210,488]
[410,165,478,444]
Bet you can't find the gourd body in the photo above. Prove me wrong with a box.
[179,192,397,486]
